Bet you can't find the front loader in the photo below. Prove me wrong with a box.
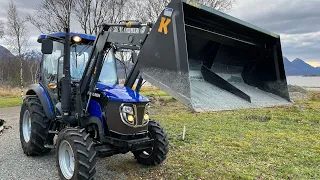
[19,0,290,179]
[131,0,291,111]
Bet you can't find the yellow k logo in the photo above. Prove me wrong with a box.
[158,17,171,34]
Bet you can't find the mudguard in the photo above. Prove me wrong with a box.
[26,84,55,120]
[82,116,106,142]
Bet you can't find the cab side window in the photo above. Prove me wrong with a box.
[42,41,64,83]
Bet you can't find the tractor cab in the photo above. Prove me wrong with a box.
[37,31,150,135]
[37,33,118,90]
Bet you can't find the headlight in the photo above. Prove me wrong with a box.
[143,103,150,122]
[120,104,135,126]
[144,114,149,121]
[122,106,133,115]
[127,114,134,123]
[119,103,150,127]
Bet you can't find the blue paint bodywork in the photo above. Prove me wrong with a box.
[38,32,96,42]
[39,84,54,116]
[88,100,104,129]
[88,100,103,121]
[88,83,149,129]
[96,83,149,103]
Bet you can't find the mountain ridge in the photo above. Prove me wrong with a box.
[1,45,319,76]
[284,56,320,76]
[0,45,14,58]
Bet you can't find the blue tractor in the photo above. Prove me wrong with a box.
[20,0,290,179]
[20,25,169,179]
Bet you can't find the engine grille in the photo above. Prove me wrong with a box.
[134,103,148,126]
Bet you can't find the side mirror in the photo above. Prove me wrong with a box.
[41,39,53,54]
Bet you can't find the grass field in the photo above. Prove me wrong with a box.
[0,97,21,108]
[0,87,23,108]
[120,91,320,180]
[1,86,320,179]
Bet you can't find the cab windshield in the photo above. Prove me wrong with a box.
[70,44,118,85]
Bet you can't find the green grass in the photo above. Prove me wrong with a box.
[110,92,320,180]
[288,85,308,93]
[0,97,22,108]
[1,88,319,179]
[140,90,169,97]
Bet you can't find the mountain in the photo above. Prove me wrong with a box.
[1,45,319,76]
[23,50,42,61]
[0,45,14,58]
[284,57,320,76]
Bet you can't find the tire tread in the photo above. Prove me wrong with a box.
[56,127,97,180]
[20,97,53,156]
[133,120,169,166]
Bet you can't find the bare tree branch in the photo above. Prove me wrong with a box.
[0,20,4,38]
[27,0,75,33]
[5,0,30,100]
[199,0,235,12]
[128,0,235,22]
[74,0,127,35]
[6,1,29,56]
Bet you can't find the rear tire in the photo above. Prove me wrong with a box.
[56,127,97,180]
[19,97,53,156]
[133,120,169,166]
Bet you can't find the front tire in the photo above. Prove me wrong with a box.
[20,97,53,156]
[133,120,169,166]
[56,127,97,180]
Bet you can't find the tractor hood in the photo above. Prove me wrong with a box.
[96,83,149,103]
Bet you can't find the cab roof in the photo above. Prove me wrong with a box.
[37,32,96,43]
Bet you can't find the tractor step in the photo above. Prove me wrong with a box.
[44,144,55,149]
[48,130,59,134]
[95,144,116,157]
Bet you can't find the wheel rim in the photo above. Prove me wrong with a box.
[139,132,154,158]
[22,110,31,143]
[58,140,75,179]
[140,148,153,158]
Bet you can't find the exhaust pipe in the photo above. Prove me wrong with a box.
[137,0,291,111]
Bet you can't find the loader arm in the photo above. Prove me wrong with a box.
[79,23,152,112]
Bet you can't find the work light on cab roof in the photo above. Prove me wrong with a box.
[72,35,82,43]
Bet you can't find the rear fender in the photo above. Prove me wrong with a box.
[26,84,55,120]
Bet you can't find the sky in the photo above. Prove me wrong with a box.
[0,0,319,67]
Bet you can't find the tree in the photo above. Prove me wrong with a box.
[0,20,4,38]
[199,0,235,12]
[74,0,126,35]
[6,2,29,56]
[133,0,235,22]
[28,0,126,35]
[27,0,75,33]
[6,1,29,100]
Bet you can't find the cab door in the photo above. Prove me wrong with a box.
[40,40,64,101]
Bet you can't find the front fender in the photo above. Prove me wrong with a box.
[26,84,55,120]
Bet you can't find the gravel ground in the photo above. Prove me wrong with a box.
[0,106,132,180]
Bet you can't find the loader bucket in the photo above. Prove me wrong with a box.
[137,0,291,111]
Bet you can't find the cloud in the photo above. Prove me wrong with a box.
[0,0,319,65]
[229,0,320,64]
[230,0,320,34]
